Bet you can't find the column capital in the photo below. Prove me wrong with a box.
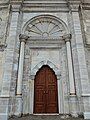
[19,34,29,43]
[63,34,72,42]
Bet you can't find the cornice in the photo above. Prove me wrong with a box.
[1,0,90,12]
[22,1,69,12]
[0,2,9,9]
[19,34,71,44]
[27,37,65,47]
[9,0,82,12]
[28,36,64,41]
[10,0,69,12]
[10,0,23,4]
[82,2,90,10]
[22,7,69,13]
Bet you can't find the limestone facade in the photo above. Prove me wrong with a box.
[0,0,90,120]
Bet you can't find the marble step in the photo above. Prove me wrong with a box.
[9,114,84,120]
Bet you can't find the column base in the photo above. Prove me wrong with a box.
[69,95,79,118]
[0,96,9,120]
[84,112,90,119]
[14,95,23,116]
[0,114,8,120]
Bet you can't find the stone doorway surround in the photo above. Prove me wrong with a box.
[30,60,61,114]
[15,14,76,115]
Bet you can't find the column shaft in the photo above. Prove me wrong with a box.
[66,41,75,94]
[17,41,25,95]
[1,12,19,96]
[72,12,89,92]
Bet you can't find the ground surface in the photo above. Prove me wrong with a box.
[9,115,84,120]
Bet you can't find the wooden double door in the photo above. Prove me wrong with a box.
[34,65,58,113]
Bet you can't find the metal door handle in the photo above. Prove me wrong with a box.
[43,91,45,93]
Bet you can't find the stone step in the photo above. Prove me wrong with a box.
[8,114,84,120]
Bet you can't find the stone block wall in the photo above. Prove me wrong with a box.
[79,4,90,82]
[0,0,90,120]
[0,5,10,95]
[0,7,9,44]
[0,51,5,94]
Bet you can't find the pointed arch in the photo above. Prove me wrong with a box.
[30,60,60,80]
[34,65,59,113]
[35,65,57,80]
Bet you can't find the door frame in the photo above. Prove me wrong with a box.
[29,61,63,114]
[33,65,59,113]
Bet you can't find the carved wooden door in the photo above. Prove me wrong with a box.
[34,65,58,113]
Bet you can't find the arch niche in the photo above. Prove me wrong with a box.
[19,15,74,114]
[23,15,68,114]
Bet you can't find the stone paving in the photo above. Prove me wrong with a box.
[9,115,84,120]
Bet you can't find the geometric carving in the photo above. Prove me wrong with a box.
[30,60,60,80]
[23,15,69,38]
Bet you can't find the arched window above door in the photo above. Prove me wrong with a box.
[22,15,69,39]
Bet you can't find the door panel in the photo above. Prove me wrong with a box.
[34,65,58,113]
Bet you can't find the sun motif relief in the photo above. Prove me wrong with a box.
[24,16,66,38]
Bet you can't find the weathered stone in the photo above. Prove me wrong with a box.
[0,0,90,120]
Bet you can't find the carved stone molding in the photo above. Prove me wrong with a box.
[1,0,90,12]
[10,0,23,12]
[67,0,81,11]
[19,34,72,44]
[30,60,60,78]
[0,44,7,51]
[19,34,29,43]
[63,34,72,42]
